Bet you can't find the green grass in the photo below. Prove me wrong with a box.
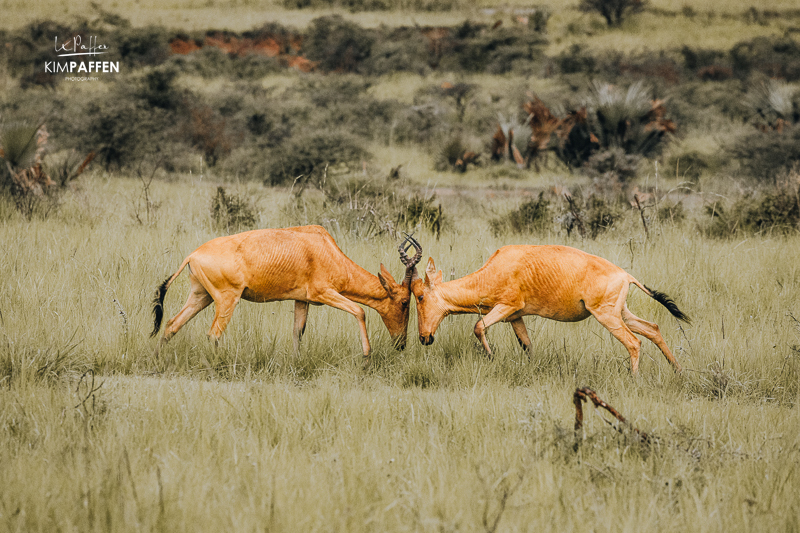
[1,174,800,530]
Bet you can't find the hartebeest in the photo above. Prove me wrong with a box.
[411,245,690,374]
[151,225,422,367]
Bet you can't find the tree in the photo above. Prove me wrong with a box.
[579,0,646,27]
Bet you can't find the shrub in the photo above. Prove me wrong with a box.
[189,105,234,166]
[114,25,171,68]
[556,44,598,75]
[746,79,799,128]
[210,187,257,233]
[728,126,800,183]
[265,131,369,186]
[665,150,715,180]
[731,36,800,81]
[490,192,551,235]
[656,201,686,224]
[589,81,671,158]
[558,193,620,238]
[396,193,445,237]
[364,27,432,75]
[579,0,646,26]
[701,182,800,237]
[583,147,641,189]
[438,24,546,74]
[304,16,374,73]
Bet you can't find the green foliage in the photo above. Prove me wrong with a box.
[728,126,800,182]
[701,182,800,237]
[656,200,686,224]
[579,0,645,26]
[304,16,374,73]
[364,27,431,75]
[265,131,369,186]
[435,135,469,171]
[560,193,621,238]
[583,147,641,186]
[396,192,444,236]
[746,79,799,126]
[731,36,800,81]
[490,191,551,236]
[665,150,717,181]
[210,186,257,233]
[438,23,547,74]
[0,122,39,172]
[589,81,667,158]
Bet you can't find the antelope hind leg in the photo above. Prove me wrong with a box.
[509,317,532,351]
[622,305,683,373]
[155,283,213,357]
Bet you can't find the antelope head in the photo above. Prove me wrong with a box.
[377,234,422,351]
[411,256,446,346]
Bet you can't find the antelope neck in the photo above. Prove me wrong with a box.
[436,271,492,314]
[340,264,393,311]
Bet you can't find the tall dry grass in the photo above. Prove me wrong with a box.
[1,174,800,530]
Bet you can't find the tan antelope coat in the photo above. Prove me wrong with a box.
[411,245,689,374]
[152,225,421,366]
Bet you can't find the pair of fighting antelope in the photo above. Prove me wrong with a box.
[152,225,689,375]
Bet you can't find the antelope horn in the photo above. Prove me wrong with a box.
[398,233,422,285]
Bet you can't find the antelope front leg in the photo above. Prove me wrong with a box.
[473,304,523,357]
[312,290,372,368]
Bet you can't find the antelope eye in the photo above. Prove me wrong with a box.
[418,295,424,302]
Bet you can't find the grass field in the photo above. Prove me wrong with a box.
[2,175,800,531]
[3,0,800,529]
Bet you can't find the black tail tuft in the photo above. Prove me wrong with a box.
[151,277,170,337]
[645,285,690,324]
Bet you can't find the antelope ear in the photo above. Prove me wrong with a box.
[378,263,397,291]
[424,257,437,286]
[378,263,397,293]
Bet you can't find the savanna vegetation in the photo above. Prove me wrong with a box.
[2,0,800,531]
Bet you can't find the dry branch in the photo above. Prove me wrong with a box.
[573,387,649,443]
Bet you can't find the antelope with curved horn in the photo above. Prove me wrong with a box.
[151,225,422,367]
[411,245,689,374]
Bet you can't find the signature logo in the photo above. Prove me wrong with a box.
[46,35,119,78]
[54,35,109,57]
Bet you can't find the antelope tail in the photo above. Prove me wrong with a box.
[151,256,191,337]
[630,278,691,324]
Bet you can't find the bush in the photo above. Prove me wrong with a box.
[728,126,800,183]
[438,24,546,74]
[731,36,800,81]
[656,201,686,224]
[365,27,431,75]
[490,192,551,235]
[558,193,620,238]
[701,181,800,237]
[396,193,445,237]
[265,131,369,186]
[579,0,646,26]
[665,150,716,180]
[583,147,641,190]
[304,16,374,73]
[210,187,257,233]
[588,81,672,158]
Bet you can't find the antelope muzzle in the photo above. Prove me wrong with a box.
[419,334,435,346]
